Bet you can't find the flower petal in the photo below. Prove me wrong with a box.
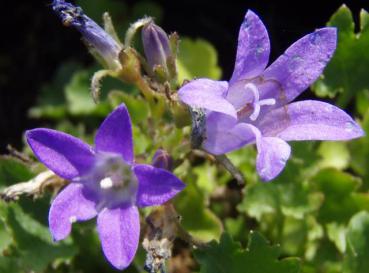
[49,183,97,241]
[262,28,337,106]
[26,129,95,180]
[256,136,291,181]
[203,112,255,154]
[230,10,270,83]
[178,79,237,118]
[133,164,185,207]
[95,104,134,164]
[258,100,364,141]
[97,204,139,270]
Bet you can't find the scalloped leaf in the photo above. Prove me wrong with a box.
[194,232,300,273]
[311,5,369,110]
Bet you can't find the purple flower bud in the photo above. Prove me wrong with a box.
[52,0,122,70]
[141,21,171,74]
[152,149,173,171]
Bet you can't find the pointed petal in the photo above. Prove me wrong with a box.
[26,129,95,180]
[49,183,97,241]
[258,100,364,141]
[256,136,291,181]
[133,164,185,207]
[178,79,237,118]
[95,104,134,164]
[97,205,139,270]
[203,112,255,154]
[262,28,337,106]
[230,10,270,83]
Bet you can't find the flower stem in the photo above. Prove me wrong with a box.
[215,154,245,186]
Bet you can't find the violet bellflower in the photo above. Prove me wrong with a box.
[178,10,364,181]
[52,0,122,70]
[26,104,185,270]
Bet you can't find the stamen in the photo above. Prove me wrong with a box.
[259,98,276,106]
[69,216,77,223]
[100,177,113,189]
[244,83,276,121]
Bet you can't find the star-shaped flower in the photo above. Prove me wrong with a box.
[178,10,364,181]
[26,104,185,270]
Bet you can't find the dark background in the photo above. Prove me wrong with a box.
[0,0,367,153]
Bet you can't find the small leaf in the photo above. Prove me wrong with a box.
[177,38,221,83]
[317,142,350,170]
[349,110,369,185]
[108,90,149,123]
[65,70,111,116]
[0,156,35,188]
[343,211,369,273]
[174,180,222,242]
[327,222,347,253]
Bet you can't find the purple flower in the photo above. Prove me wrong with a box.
[52,0,122,70]
[178,10,364,181]
[26,104,185,270]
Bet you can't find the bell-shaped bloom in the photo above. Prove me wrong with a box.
[178,10,364,181]
[26,104,185,270]
[141,21,172,76]
[52,0,122,70]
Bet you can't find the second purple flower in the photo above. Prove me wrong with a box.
[26,104,185,270]
[178,10,364,181]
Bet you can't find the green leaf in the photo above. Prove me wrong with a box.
[0,218,12,253]
[194,232,300,273]
[177,38,221,83]
[132,125,151,155]
[237,182,279,221]
[343,211,369,273]
[0,156,35,188]
[65,69,112,116]
[317,141,350,170]
[311,5,369,108]
[326,222,347,253]
[108,90,149,123]
[174,179,222,242]
[28,62,80,119]
[312,168,362,223]
[1,203,77,272]
[349,110,369,186]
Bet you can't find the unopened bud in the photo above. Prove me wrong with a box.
[142,21,172,80]
[152,149,173,171]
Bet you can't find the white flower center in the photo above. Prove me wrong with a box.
[100,177,114,189]
[245,83,276,121]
